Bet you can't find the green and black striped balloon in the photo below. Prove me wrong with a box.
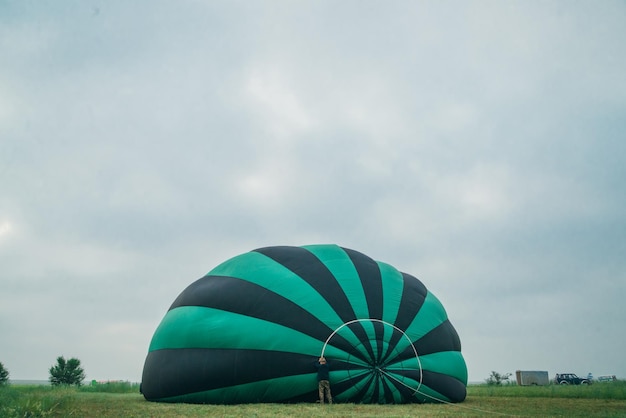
[141,244,467,404]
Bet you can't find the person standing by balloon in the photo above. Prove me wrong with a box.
[315,357,332,404]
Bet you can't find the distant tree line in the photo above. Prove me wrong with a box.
[0,356,85,386]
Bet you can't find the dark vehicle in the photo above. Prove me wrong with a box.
[554,373,591,385]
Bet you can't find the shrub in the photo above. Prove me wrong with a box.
[49,356,85,386]
[0,362,9,385]
[486,371,512,386]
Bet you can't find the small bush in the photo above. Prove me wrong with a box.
[49,356,85,386]
[485,371,512,386]
[0,361,9,385]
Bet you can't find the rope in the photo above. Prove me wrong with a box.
[321,318,423,393]
[379,368,517,416]
[321,318,518,417]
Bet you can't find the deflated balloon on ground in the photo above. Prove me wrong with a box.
[141,244,468,404]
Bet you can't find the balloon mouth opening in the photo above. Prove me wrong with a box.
[321,319,423,402]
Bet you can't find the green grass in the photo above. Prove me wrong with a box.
[79,380,141,393]
[469,381,626,399]
[1,382,625,417]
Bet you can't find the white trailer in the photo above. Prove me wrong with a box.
[515,370,549,386]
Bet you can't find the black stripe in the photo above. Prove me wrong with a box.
[380,327,413,367]
[254,246,375,362]
[381,376,397,404]
[391,320,462,363]
[383,372,422,403]
[346,373,376,403]
[395,273,428,329]
[414,319,461,355]
[342,247,383,319]
[373,321,385,363]
[371,373,381,403]
[402,369,466,403]
[168,275,367,362]
[143,349,317,401]
[253,246,357,321]
[327,357,388,403]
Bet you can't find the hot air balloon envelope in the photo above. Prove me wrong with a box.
[141,244,467,404]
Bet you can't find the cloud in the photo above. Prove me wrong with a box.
[1,1,625,383]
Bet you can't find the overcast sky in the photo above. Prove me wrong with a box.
[1,1,625,384]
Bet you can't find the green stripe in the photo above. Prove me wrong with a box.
[419,351,467,383]
[385,351,467,383]
[378,261,404,327]
[149,306,343,359]
[403,291,448,341]
[332,369,369,385]
[356,321,381,359]
[333,352,371,368]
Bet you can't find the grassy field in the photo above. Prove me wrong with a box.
[1,381,625,417]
